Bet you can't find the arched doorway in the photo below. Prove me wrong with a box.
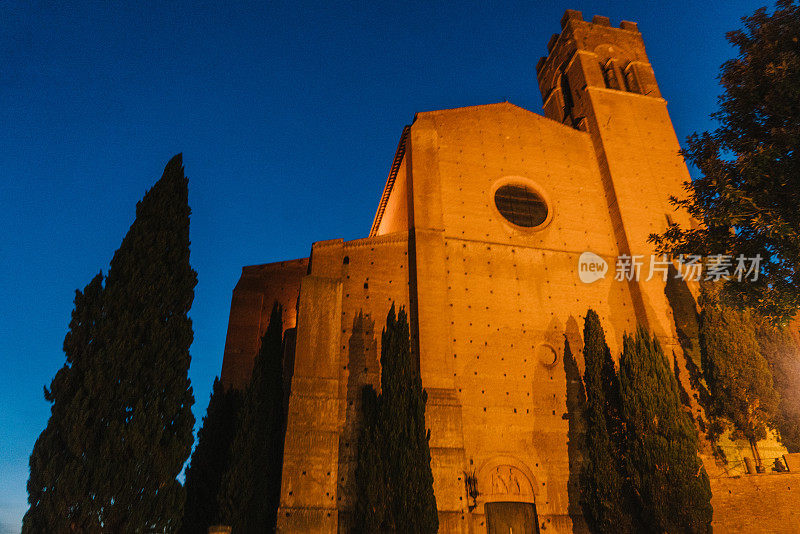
[485,501,539,534]
[477,460,540,534]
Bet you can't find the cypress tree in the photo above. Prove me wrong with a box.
[23,274,105,533]
[579,309,637,534]
[618,328,713,533]
[352,304,438,533]
[381,305,438,532]
[24,154,198,531]
[699,283,779,460]
[353,385,388,533]
[218,302,286,532]
[96,153,198,530]
[755,321,800,452]
[180,377,243,533]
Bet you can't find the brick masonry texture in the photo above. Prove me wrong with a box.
[218,9,800,533]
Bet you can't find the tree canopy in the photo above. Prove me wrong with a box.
[24,274,105,533]
[24,154,197,531]
[579,310,639,534]
[699,283,779,449]
[650,0,800,322]
[755,321,800,452]
[353,384,388,532]
[218,302,286,532]
[579,312,712,533]
[353,304,438,533]
[618,328,712,533]
[181,378,242,533]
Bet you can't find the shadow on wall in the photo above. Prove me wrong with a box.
[563,315,590,534]
[282,327,297,424]
[663,265,711,419]
[337,311,379,531]
[347,312,380,396]
[664,265,702,373]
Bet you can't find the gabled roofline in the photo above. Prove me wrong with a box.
[369,125,411,237]
[368,101,588,237]
[415,100,525,116]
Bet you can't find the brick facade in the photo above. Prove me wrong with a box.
[218,10,800,533]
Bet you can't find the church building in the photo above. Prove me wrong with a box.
[218,10,800,533]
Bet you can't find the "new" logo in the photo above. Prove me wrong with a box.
[578,252,608,284]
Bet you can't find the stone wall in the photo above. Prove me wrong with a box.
[710,472,800,533]
[277,232,411,532]
[405,103,640,532]
[220,258,308,390]
[219,10,800,533]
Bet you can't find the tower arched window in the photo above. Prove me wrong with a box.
[600,59,620,90]
[559,72,574,122]
[622,63,640,93]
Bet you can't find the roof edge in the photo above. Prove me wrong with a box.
[414,100,533,117]
[369,125,411,237]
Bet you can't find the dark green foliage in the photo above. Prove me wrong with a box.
[353,385,388,532]
[380,306,438,532]
[579,311,713,533]
[755,321,800,452]
[579,310,638,534]
[352,304,438,533]
[650,0,800,322]
[218,302,286,532]
[24,154,198,532]
[24,274,105,533]
[699,283,779,446]
[97,153,197,530]
[599,328,626,459]
[673,353,694,412]
[181,378,243,533]
[619,328,713,533]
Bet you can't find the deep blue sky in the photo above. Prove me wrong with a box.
[0,1,766,531]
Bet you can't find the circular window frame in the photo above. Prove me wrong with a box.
[491,176,553,232]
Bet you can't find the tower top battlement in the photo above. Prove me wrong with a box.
[560,9,639,32]
[536,9,660,128]
[537,10,642,76]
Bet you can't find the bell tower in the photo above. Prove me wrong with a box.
[536,10,693,340]
[536,10,662,127]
